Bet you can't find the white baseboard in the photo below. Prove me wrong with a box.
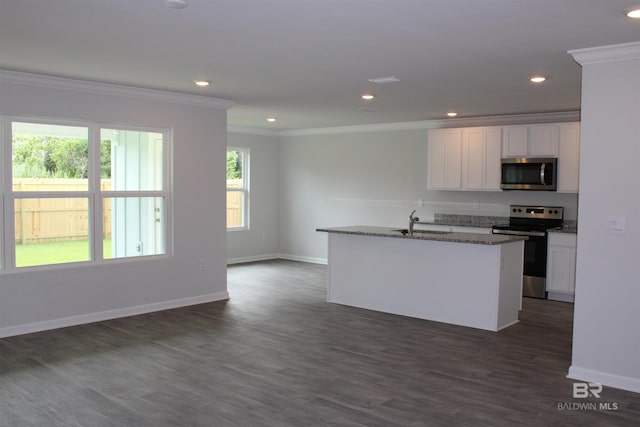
[277,254,328,265]
[227,254,328,265]
[568,366,640,394]
[0,291,229,339]
[227,254,280,265]
[547,292,575,303]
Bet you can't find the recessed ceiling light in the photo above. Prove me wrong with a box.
[193,80,210,87]
[530,76,546,83]
[626,8,640,18]
[164,0,188,9]
[266,117,277,123]
[447,112,458,117]
[368,76,400,84]
[361,94,375,100]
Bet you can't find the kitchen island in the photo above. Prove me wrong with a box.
[317,226,527,332]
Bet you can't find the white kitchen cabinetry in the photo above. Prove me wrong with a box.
[529,125,559,157]
[461,127,502,191]
[450,226,492,235]
[501,122,580,192]
[429,122,579,192]
[501,126,529,157]
[427,128,462,190]
[502,124,565,158]
[546,232,577,302]
[415,224,453,233]
[428,127,500,191]
[556,123,581,192]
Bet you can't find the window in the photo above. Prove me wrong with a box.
[226,147,249,229]
[1,118,170,270]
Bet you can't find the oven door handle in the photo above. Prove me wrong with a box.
[492,229,546,237]
[540,163,546,185]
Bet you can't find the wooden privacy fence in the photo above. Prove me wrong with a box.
[226,191,243,227]
[14,178,243,242]
[13,178,112,244]
[226,178,243,228]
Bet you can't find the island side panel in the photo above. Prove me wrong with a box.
[327,233,515,331]
[496,240,525,330]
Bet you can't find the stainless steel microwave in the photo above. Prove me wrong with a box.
[500,157,557,191]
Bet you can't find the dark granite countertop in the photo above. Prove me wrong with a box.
[316,226,527,245]
[430,214,578,234]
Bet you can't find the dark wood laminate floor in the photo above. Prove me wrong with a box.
[1,260,638,426]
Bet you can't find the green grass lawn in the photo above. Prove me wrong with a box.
[15,239,112,267]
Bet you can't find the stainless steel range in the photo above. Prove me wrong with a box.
[492,205,564,298]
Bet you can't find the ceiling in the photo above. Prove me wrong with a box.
[2,0,640,131]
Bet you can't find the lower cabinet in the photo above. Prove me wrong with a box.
[450,226,491,235]
[546,232,577,302]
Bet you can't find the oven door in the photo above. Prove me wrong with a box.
[492,228,548,298]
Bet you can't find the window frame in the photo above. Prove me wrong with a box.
[0,116,172,272]
[226,146,249,231]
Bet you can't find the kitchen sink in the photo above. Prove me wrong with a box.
[392,229,452,235]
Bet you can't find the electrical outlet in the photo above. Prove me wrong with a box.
[200,260,207,270]
[473,200,480,209]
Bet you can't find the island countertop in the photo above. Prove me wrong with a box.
[317,225,527,245]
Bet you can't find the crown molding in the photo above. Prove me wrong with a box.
[227,125,281,136]
[277,111,580,137]
[569,41,640,65]
[0,69,234,110]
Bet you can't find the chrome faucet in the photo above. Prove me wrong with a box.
[409,210,420,235]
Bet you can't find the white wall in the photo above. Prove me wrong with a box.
[0,72,231,337]
[568,42,640,393]
[227,131,280,263]
[278,127,578,262]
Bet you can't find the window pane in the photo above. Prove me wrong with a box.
[226,190,244,228]
[104,197,165,259]
[101,129,163,191]
[226,149,244,188]
[12,122,89,190]
[14,197,89,267]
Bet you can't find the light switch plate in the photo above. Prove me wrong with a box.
[607,215,626,234]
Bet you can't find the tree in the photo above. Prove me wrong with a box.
[226,150,242,179]
[12,135,111,179]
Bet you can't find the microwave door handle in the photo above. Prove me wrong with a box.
[540,163,546,185]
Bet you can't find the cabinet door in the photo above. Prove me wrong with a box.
[502,126,528,157]
[428,129,462,189]
[529,124,559,156]
[484,128,502,190]
[461,128,484,190]
[462,127,501,190]
[546,233,577,294]
[557,123,580,192]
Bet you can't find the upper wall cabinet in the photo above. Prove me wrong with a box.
[427,127,501,191]
[556,123,581,193]
[427,128,462,190]
[502,125,559,157]
[461,127,501,191]
[501,126,529,157]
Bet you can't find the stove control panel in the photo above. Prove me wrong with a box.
[509,205,563,220]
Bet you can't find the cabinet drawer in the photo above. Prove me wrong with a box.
[548,232,577,247]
